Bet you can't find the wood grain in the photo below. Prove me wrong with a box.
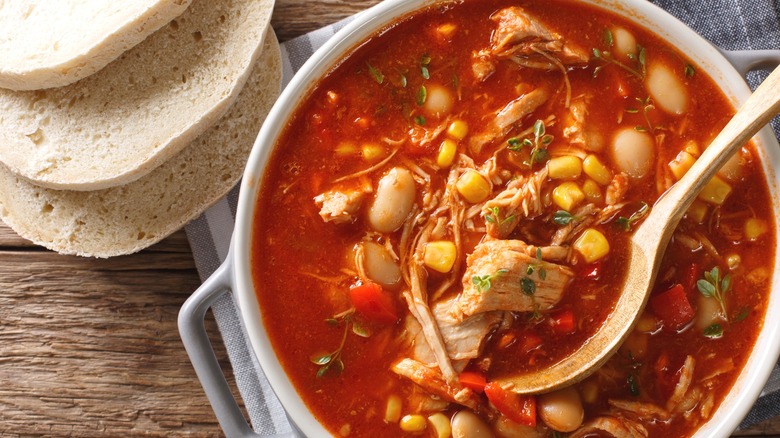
[0,0,776,436]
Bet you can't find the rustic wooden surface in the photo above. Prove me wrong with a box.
[0,0,776,436]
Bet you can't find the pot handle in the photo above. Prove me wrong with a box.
[178,260,294,438]
[719,49,780,77]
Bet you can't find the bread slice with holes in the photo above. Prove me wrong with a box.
[0,0,273,191]
[0,0,193,91]
[0,30,282,258]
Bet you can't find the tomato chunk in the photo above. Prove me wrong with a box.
[458,371,487,393]
[349,281,398,325]
[649,284,694,330]
[549,309,576,335]
[484,382,537,427]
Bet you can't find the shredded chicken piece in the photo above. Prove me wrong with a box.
[469,88,550,154]
[472,6,589,81]
[409,117,451,150]
[482,168,548,238]
[391,358,480,410]
[700,391,716,419]
[456,239,573,318]
[667,355,696,412]
[551,202,624,246]
[693,231,723,263]
[313,182,372,224]
[332,147,400,183]
[701,358,735,381]
[606,172,630,206]
[609,399,670,421]
[433,296,508,360]
[570,416,648,438]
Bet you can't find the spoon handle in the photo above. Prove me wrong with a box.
[645,65,780,236]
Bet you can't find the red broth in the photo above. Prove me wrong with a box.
[252,0,775,436]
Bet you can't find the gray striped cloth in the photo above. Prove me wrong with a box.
[184,1,780,435]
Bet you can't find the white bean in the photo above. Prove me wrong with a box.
[646,63,688,115]
[360,241,401,289]
[424,84,454,117]
[612,27,637,60]
[537,387,584,432]
[451,410,494,438]
[695,293,724,331]
[368,167,416,232]
[718,148,746,182]
[611,128,654,178]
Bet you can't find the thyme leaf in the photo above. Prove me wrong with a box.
[704,323,724,339]
[553,210,576,225]
[472,269,509,293]
[367,63,384,84]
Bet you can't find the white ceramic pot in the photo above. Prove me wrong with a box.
[179,1,780,436]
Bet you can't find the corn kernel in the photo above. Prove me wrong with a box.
[335,141,357,156]
[697,175,732,205]
[362,143,385,162]
[582,155,612,186]
[456,170,491,203]
[727,254,742,270]
[685,199,708,224]
[636,313,659,333]
[552,182,585,211]
[668,150,696,180]
[424,241,457,273]
[427,413,451,438]
[437,139,458,168]
[447,120,469,140]
[745,218,768,241]
[400,415,427,433]
[582,179,603,204]
[384,395,402,423]
[547,155,583,179]
[436,23,457,39]
[573,228,610,263]
[683,139,700,157]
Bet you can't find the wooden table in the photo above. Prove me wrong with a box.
[0,0,776,436]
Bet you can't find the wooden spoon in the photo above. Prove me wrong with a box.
[500,65,780,394]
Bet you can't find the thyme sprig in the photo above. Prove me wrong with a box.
[616,202,649,231]
[472,269,509,293]
[507,120,553,166]
[485,206,516,225]
[697,266,731,321]
[592,29,647,80]
[310,310,370,378]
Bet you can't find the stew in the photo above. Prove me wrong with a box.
[252,0,775,436]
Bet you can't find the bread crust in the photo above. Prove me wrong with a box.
[0,30,282,258]
[0,0,193,91]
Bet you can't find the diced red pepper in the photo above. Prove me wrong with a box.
[458,371,487,393]
[349,281,398,325]
[649,284,695,331]
[549,309,576,335]
[484,382,537,427]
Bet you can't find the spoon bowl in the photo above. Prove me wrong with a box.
[498,64,780,394]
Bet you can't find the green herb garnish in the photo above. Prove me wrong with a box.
[508,120,553,166]
[311,311,370,378]
[616,201,649,231]
[685,63,696,78]
[697,266,731,320]
[420,53,431,79]
[416,85,427,106]
[592,44,646,79]
[367,63,384,84]
[485,206,515,225]
[413,115,426,126]
[704,323,724,339]
[553,210,576,225]
[472,269,509,293]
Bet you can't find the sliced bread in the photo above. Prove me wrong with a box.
[0,0,192,90]
[0,30,282,258]
[0,0,274,191]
